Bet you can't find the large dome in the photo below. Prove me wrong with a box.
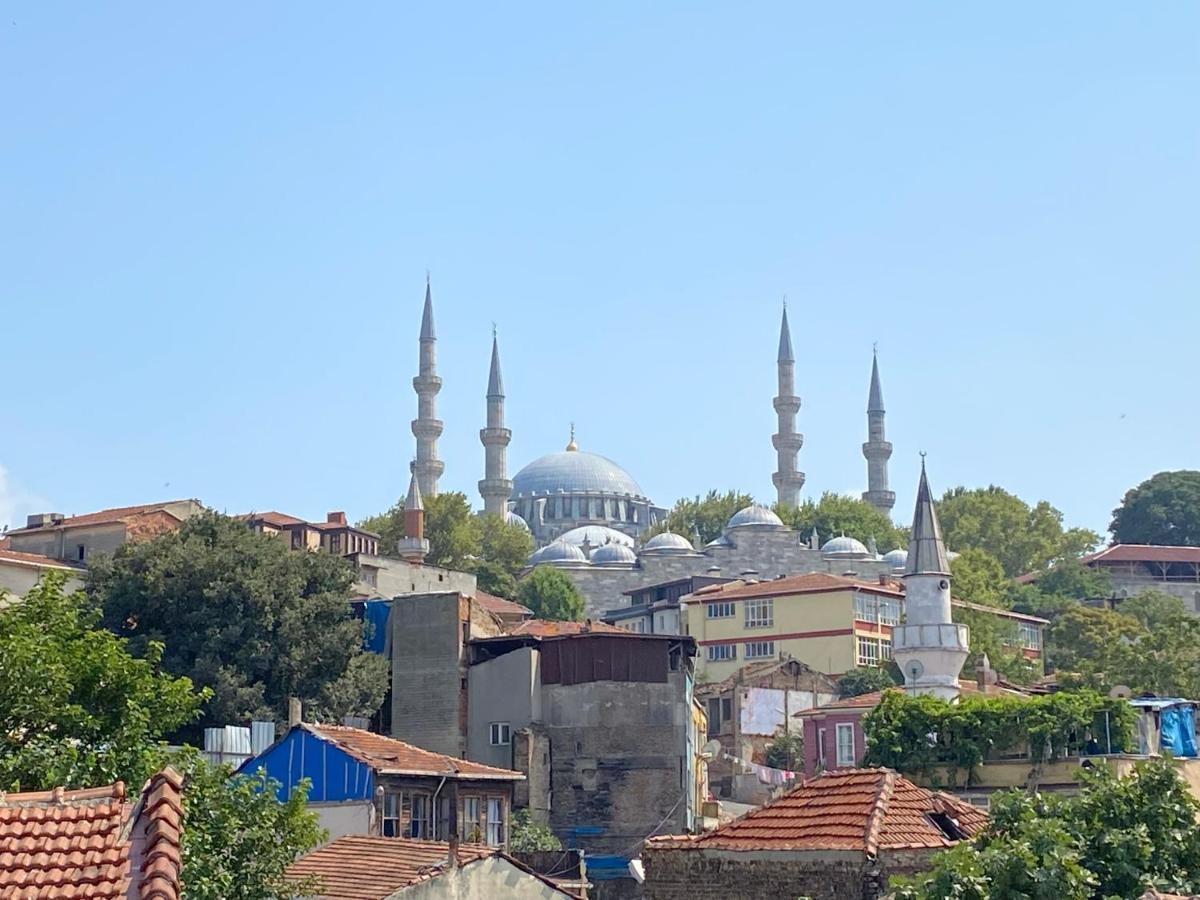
[821,535,871,559]
[590,543,637,566]
[529,539,588,566]
[558,524,635,548]
[642,531,695,554]
[512,450,645,498]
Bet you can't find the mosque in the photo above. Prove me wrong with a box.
[405,279,912,615]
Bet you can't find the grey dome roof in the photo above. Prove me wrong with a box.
[882,548,909,569]
[529,539,588,566]
[512,450,645,498]
[726,505,785,530]
[505,510,530,532]
[590,543,637,565]
[558,525,634,548]
[642,531,695,554]
[821,535,871,558]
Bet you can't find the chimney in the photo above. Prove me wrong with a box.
[878,574,889,586]
[327,511,347,525]
[975,653,996,691]
[288,697,302,728]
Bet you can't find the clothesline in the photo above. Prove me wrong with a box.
[721,751,798,786]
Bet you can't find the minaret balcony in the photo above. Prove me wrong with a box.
[892,622,970,652]
[772,433,804,453]
[773,395,801,415]
[862,489,896,510]
[478,477,513,497]
[411,419,444,439]
[479,426,512,445]
[862,440,893,458]
[412,374,443,393]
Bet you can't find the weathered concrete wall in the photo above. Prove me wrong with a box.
[309,801,372,844]
[390,593,468,757]
[354,553,478,600]
[0,562,84,603]
[511,726,552,822]
[398,854,568,900]
[9,523,129,562]
[466,648,539,769]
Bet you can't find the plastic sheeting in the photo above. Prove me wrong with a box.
[363,599,391,654]
[1158,704,1198,758]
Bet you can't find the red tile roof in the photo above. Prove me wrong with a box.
[689,572,903,603]
[0,768,183,900]
[647,768,985,854]
[1084,544,1200,565]
[0,549,85,571]
[474,591,532,619]
[303,724,523,781]
[5,502,193,535]
[503,619,627,637]
[241,511,309,528]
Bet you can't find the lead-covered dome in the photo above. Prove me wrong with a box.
[512,449,645,498]
[642,531,695,554]
[505,510,530,532]
[882,548,908,570]
[726,505,785,530]
[590,543,637,565]
[529,539,588,566]
[558,524,635,548]
[821,535,871,559]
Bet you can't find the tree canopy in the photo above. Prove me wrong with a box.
[1110,470,1200,546]
[652,490,754,546]
[836,666,900,699]
[88,511,388,738]
[0,574,205,791]
[774,492,905,552]
[949,548,1009,608]
[937,485,1099,577]
[516,567,586,621]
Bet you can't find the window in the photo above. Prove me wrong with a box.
[836,723,856,767]
[817,727,828,770]
[855,592,902,625]
[462,797,482,842]
[489,722,511,746]
[486,798,505,846]
[706,644,736,662]
[706,699,721,735]
[361,567,378,588]
[1018,622,1043,651]
[329,534,341,554]
[879,598,902,626]
[410,794,430,839]
[706,601,735,618]
[856,636,881,667]
[382,791,402,837]
[880,638,892,661]
[744,598,773,629]
[76,544,86,562]
[291,530,302,550]
[744,640,775,660]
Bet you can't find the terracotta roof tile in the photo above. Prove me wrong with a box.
[473,591,532,618]
[287,836,495,899]
[5,502,192,535]
[303,725,523,781]
[504,619,627,637]
[646,768,985,854]
[1086,544,1200,565]
[688,572,903,603]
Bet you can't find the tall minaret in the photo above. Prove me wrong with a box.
[411,276,444,498]
[861,349,895,515]
[892,459,969,700]
[771,304,804,508]
[478,329,513,517]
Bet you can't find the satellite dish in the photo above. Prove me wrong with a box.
[1109,684,1133,699]
[701,739,722,759]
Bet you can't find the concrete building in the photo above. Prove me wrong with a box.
[465,626,701,875]
[242,509,381,557]
[0,546,85,601]
[600,574,733,634]
[5,499,203,564]
[641,767,986,900]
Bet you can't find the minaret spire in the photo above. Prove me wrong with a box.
[411,278,445,498]
[397,469,429,564]
[479,329,513,517]
[771,302,804,507]
[862,347,895,515]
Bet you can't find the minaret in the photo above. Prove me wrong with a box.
[892,459,969,700]
[396,471,430,564]
[862,348,895,515]
[771,304,805,508]
[478,329,513,517]
[411,277,444,498]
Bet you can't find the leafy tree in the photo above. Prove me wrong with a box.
[89,512,387,739]
[952,603,1038,685]
[507,809,563,851]
[836,666,899,698]
[1120,588,1191,631]
[516,567,586,621]
[765,729,803,770]
[1111,470,1200,546]
[474,512,535,599]
[652,490,754,546]
[937,486,1099,577]
[1011,558,1112,619]
[1046,605,1142,685]
[949,548,1009,608]
[178,754,324,900]
[774,492,905,552]
[0,573,205,791]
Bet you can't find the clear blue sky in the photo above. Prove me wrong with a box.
[2,3,1196,541]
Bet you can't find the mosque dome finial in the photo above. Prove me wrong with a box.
[566,422,578,452]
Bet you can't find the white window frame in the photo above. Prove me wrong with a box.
[382,791,402,837]
[817,727,828,770]
[462,796,482,842]
[486,797,505,847]
[744,640,774,660]
[856,636,881,667]
[744,597,774,629]
[489,722,511,746]
[706,601,735,619]
[836,723,856,767]
[706,644,737,662]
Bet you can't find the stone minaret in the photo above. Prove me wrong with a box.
[861,349,895,515]
[771,305,805,508]
[396,472,430,564]
[411,277,444,498]
[478,329,512,517]
[892,459,969,700]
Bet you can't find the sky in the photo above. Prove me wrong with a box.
[1,3,1197,540]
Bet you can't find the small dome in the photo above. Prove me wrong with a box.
[505,510,530,532]
[529,539,588,566]
[642,531,695,554]
[590,543,637,565]
[821,535,871,559]
[882,548,909,570]
[726,505,785,530]
[558,524,634,548]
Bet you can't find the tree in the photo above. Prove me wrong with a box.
[1046,605,1142,686]
[774,492,905,552]
[474,512,535,599]
[836,666,899,698]
[937,486,1099,577]
[652,490,754,546]
[1111,470,1200,546]
[1012,558,1112,619]
[507,809,562,852]
[0,574,205,791]
[516,567,586,621]
[952,603,1038,684]
[178,754,325,900]
[765,729,803,770]
[949,548,1009,608]
[89,512,387,739]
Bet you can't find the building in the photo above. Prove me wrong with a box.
[641,767,986,900]
[236,723,523,847]
[601,574,733,634]
[466,626,701,876]
[0,768,184,900]
[0,546,85,601]
[1021,544,1200,613]
[5,499,203,564]
[243,510,381,557]
[286,836,578,899]
[695,656,838,802]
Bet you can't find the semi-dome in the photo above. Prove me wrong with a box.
[529,539,588,566]
[642,531,695,554]
[512,449,645,498]
[590,542,637,565]
[882,548,909,570]
[558,524,635,548]
[505,510,530,532]
[821,535,871,559]
[726,505,785,530]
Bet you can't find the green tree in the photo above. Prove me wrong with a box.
[937,486,1099,577]
[516,567,586,621]
[88,512,387,738]
[507,809,563,852]
[0,574,205,791]
[774,492,905,552]
[836,666,899,698]
[178,755,324,900]
[949,548,1009,608]
[1011,558,1112,619]
[1110,470,1200,546]
[652,490,754,546]
[474,512,535,599]
[1046,605,1142,686]
[952,603,1038,685]
[1120,588,1191,631]
[765,729,804,770]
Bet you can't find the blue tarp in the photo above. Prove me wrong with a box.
[1159,704,1199,758]
[363,599,392,654]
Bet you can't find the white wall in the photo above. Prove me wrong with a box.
[396,856,567,900]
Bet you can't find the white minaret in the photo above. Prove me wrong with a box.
[862,348,895,515]
[478,329,512,517]
[771,304,804,507]
[891,458,969,700]
[411,277,444,498]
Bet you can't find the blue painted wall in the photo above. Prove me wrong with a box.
[237,728,376,803]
